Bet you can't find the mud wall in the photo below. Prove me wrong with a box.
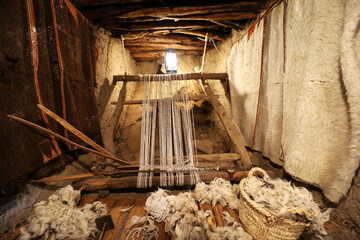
[0,0,100,204]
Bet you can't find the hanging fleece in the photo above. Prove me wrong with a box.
[20,185,107,240]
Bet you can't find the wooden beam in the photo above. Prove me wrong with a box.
[201,80,253,169]
[74,170,274,190]
[124,41,205,47]
[172,30,227,41]
[37,104,116,159]
[158,12,258,21]
[7,115,130,165]
[125,43,204,53]
[105,20,215,31]
[124,35,202,44]
[111,94,212,105]
[130,50,202,61]
[112,2,262,19]
[114,73,228,82]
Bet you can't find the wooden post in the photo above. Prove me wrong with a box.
[201,80,253,169]
[102,81,128,170]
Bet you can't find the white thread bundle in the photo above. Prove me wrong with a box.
[137,74,200,188]
[145,189,170,222]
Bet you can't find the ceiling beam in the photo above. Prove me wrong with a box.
[123,34,203,44]
[172,30,227,41]
[131,50,202,61]
[111,1,262,19]
[105,20,216,31]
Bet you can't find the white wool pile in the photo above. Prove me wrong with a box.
[20,185,107,240]
[244,176,332,238]
[127,188,252,240]
[164,192,211,240]
[194,178,240,209]
[206,211,252,240]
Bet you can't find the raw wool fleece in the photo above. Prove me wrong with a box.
[228,0,352,202]
[194,178,240,209]
[20,185,107,240]
[243,175,331,239]
[126,186,253,240]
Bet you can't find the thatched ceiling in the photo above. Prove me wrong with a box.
[70,0,268,61]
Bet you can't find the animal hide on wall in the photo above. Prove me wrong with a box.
[228,0,355,203]
[228,2,284,165]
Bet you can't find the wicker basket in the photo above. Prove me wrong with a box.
[238,167,314,240]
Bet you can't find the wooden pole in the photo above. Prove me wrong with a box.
[200,80,253,169]
[113,73,228,82]
[74,170,274,190]
[7,115,131,165]
[37,104,116,158]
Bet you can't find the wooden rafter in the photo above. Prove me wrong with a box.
[111,2,262,19]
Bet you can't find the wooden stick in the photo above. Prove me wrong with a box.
[7,115,130,165]
[91,166,104,176]
[201,80,253,169]
[74,171,275,190]
[37,104,117,158]
[31,173,95,182]
[114,73,228,82]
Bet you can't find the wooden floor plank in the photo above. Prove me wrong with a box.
[78,196,96,207]
[213,204,226,227]
[199,203,216,227]
[225,207,241,223]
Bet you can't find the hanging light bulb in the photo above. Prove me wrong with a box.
[165,48,177,73]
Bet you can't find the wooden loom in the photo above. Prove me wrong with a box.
[113,72,252,170]
[22,72,253,188]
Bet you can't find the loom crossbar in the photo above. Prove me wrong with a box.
[113,73,228,82]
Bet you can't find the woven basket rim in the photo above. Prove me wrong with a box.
[239,168,311,227]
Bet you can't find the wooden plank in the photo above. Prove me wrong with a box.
[199,203,216,228]
[213,204,226,227]
[7,114,130,165]
[114,73,228,82]
[201,80,253,169]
